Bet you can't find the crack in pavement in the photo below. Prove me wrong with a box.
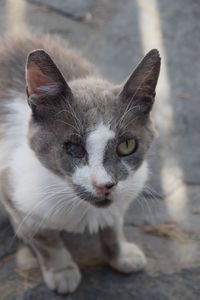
[25,0,91,22]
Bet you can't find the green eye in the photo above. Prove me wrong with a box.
[117,139,137,156]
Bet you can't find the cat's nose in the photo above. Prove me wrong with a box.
[93,182,116,196]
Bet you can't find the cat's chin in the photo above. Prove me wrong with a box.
[92,198,112,208]
[81,195,112,208]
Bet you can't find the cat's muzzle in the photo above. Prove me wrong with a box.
[74,184,113,207]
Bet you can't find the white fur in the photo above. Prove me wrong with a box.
[72,123,115,193]
[42,262,81,294]
[109,242,147,273]
[38,82,63,96]
[1,98,148,234]
[0,96,30,170]
[87,122,114,166]
[41,247,81,294]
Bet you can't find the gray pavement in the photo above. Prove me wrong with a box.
[0,0,200,299]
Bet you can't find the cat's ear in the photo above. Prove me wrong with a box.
[26,49,72,119]
[120,49,161,114]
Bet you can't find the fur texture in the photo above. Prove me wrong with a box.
[0,32,160,294]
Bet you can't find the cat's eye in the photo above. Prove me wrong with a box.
[64,142,86,158]
[117,139,137,156]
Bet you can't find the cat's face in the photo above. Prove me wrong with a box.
[26,49,160,208]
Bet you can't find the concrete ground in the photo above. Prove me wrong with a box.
[0,0,200,299]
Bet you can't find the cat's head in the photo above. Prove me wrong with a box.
[26,49,160,208]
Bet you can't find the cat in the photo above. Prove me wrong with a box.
[0,31,160,294]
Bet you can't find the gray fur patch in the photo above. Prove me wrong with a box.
[99,226,120,259]
[103,138,129,182]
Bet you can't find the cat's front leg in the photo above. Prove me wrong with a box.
[29,230,81,294]
[99,218,146,273]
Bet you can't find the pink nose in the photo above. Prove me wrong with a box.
[93,182,115,196]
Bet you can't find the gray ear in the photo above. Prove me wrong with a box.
[120,49,161,114]
[26,50,72,119]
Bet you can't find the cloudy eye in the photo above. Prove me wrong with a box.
[64,142,86,158]
[117,139,137,156]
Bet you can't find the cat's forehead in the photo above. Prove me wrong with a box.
[70,78,116,104]
[68,79,119,131]
[41,77,150,140]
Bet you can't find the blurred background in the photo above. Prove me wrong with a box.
[0,0,199,299]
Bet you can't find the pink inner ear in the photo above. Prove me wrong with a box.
[26,62,52,96]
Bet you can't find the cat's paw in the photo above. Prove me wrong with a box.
[42,262,81,294]
[109,242,147,273]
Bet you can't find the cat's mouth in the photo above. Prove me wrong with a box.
[89,197,112,208]
[80,192,112,208]
[74,185,112,208]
